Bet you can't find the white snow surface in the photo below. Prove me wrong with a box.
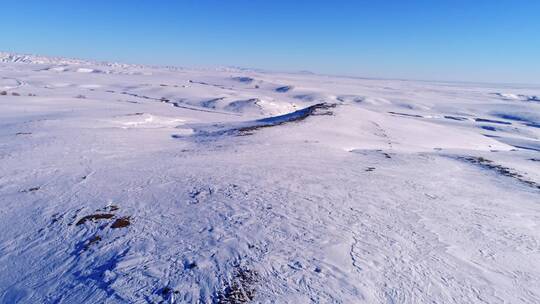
[0,52,539,303]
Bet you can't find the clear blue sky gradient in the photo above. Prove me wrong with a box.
[2,1,539,84]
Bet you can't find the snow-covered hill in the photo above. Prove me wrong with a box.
[0,53,539,303]
[0,51,98,65]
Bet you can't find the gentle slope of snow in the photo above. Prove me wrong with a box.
[0,53,539,303]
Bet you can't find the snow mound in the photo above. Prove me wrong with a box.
[336,95,365,103]
[47,66,69,72]
[224,98,263,113]
[363,97,392,105]
[275,85,294,93]
[183,103,335,137]
[76,68,95,73]
[231,76,255,84]
[492,92,540,102]
[0,77,22,90]
[114,113,188,130]
[293,92,330,102]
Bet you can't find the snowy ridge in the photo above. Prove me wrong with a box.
[0,51,254,74]
[0,51,92,65]
[0,51,140,70]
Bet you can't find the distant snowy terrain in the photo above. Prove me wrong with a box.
[0,52,539,303]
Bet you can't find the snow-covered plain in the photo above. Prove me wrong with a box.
[0,52,539,303]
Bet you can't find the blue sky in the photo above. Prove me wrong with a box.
[2,1,539,84]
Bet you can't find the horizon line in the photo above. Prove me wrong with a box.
[2,49,539,88]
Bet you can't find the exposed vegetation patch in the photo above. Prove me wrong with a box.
[21,186,40,193]
[111,216,131,229]
[76,205,128,227]
[457,156,540,190]
[388,111,423,118]
[75,213,114,226]
[443,115,468,121]
[85,235,102,249]
[474,118,511,125]
[50,214,61,224]
[235,103,336,135]
[375,150,392,159]
[217,268,259,304]
[189,187,212,204]
[189,79,228,89]
[99,205,119,212]
[336,95,365,103]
